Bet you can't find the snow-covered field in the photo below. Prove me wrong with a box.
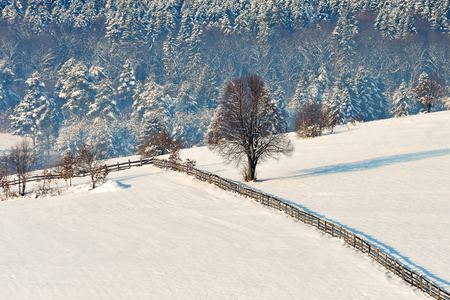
[0,133,29,154]
[0,166,426,299]
[181,111,450,292]
[1,112,448,299]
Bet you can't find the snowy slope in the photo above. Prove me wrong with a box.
[180,111,450,292]
[0,133,29,153]
[0,165,426,299]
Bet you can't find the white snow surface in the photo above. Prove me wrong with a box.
[180,111,450,292]
[1,112,448,299]
[0,167,425,299]
[0,133,31,153]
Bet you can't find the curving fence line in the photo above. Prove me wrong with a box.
[4,158,154,187]
[153,158,450,300]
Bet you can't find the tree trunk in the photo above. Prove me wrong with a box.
[247,157,257,182]
[21,178,26,196]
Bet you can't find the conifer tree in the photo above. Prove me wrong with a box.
[194,65,219,109]
[0,60,19,114]
[332,8,358,54]
[87,66,119,122]
[392,82,418,117]
[325,70,361,123]
[56,58,96,121]
[10,72,50,145]
[23,0,51,33]
[116,60,138,110]
[356,68,387,121]
[271,84,290,131]
[288,71,313,118]
[131,80,167,137]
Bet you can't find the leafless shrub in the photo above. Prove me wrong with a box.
[75,143,108,189]
[414,73,444,113]
[60,151,75,189]
[184,158,196,168]
[295,102,337,138]
[9,139,37,196]
[294,101,322,138]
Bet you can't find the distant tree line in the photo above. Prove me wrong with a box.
[0,0,448,167]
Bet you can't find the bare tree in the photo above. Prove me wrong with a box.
[75,144,108,189]
[0,154,10,199]
[60,151,75,189]
[9,139,37,196]
[414,73,444,113]
[294,101,323,138]
[294,101,337,138]
[206,73,293,181]
[138,127,183,158]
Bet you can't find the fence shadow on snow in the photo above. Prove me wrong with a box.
[152,158,450,300]
[4,156,449,300]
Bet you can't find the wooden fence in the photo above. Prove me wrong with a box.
[5,158,154,187]
[153,158,450,300]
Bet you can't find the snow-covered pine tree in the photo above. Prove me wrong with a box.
[55,118,90,156]
[36,95,59,168]
[87,118,116,159]
[325,70,361,124]
[194,65,219,109]
[1,0,23,24]
[392,82,418,117]
[355,67,388,121]
[332,7,358,54]
[271,84,290,131]
[0,60,19,114]
[116,60,138,110]
[87,65,119,123]
[23,0,51,33]
[56,58,96,121]
[110,117,139,157]
[176,82,197,114]
[131,79,167,137]
[288,71,313,118]
[10,72,49,145]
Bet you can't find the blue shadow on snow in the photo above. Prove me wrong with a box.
[260,148,450,182]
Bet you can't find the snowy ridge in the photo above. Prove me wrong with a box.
[153,157,450,300]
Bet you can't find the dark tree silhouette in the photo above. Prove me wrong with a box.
[206,73,293,181]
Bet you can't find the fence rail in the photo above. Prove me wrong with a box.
[152,158,450,300]
[4,158,154,187]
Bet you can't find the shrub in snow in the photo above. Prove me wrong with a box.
[75,144,108,189]
[414,73,444,113]
[294,101,336,138]
[294,101,323,138]
[9,139,37,196]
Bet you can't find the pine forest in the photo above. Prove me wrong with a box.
[0,0,449,166]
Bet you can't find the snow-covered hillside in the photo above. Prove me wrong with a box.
[0,133,29,153]
[181,111,450,292]
[0,165,426,299]
[0,112,448,299]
